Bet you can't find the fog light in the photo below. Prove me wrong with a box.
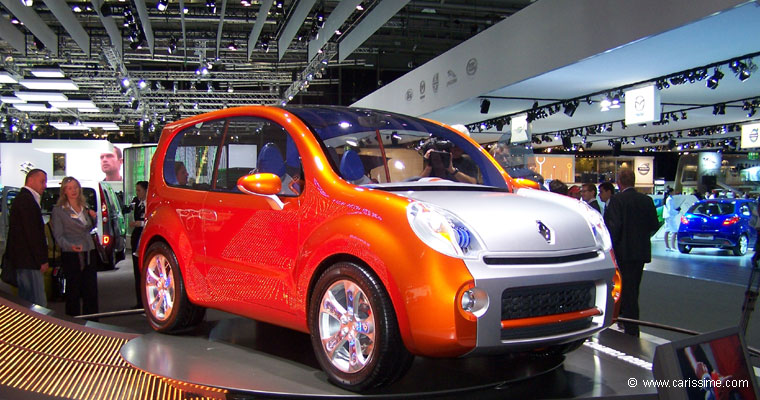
[460,287,489,318]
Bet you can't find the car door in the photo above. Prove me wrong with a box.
[201,116,302,316]
[161,119,225,289]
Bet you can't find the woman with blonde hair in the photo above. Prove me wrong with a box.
[50,177,99,317]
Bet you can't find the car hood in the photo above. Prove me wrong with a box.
[374,183,599,252]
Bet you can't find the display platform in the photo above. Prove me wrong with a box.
[121,317,659,399]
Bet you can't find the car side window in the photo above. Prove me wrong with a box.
[214,116,303,196]
[740,204,751,216]
[165,119,225,190]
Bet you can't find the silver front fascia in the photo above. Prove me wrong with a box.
[463,247,616,355]
[403,189,597,252]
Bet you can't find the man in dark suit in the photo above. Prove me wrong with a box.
[603,168,659,337]
[581,183,602,213]
[7,169,49,306]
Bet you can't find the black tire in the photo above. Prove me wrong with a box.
[678,244,691,254]
[309,262,413,391]
[142,242,205,333]
[733,234,749,256]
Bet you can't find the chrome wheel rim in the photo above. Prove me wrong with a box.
[318,279,376,374]
[740,235,748,254]
[145,253,175,321]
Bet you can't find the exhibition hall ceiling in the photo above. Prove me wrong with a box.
[0,0,531,141]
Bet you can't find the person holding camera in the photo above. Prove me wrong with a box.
[420,139,477,184]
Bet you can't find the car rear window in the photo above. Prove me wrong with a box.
[688,202,735,216]
[41,188,96,215]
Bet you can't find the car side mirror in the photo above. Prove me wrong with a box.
[513,178,541,190]
[236,173,284,210]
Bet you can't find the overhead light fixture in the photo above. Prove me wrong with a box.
[72,4,82,12]
[1,96,25,104]
[479,98,490,114]
[31,67,64,78]
[19,79,79,91]
[610,93,621,109]
[13,103,60,112]
[121,77,131,88]
[227,41,237,51]
[157,0,168,11]
[138,80,148,89]
[83,122,119,130]
[14,91,68,102]
[0,71,18,83]
[563,101,578,117]
[706,68,724,90]
[167,36,177,54]
[49,100,97,109]
[51,122,90,131]
[600,95,611,111]
[23,0,33,6]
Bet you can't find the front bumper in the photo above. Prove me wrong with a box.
[462,248,616,355]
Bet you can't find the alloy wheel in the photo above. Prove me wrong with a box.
[317,279,376,374]
[145,253,175,321]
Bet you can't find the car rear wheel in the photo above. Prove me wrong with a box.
[309,262,413,391]
[733,234,749,256]
[143,242,205,332]
[678,244,691,254]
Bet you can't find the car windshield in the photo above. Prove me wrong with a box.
[285,106,508,189]
[688,201,735,216]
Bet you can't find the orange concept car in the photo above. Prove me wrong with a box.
[139,105,621,391]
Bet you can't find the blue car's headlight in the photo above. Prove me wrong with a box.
[407,201,482,259]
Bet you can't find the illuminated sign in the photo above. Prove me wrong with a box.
[741,123,760,149]
[625,85,661,125]
[511,114,530,144]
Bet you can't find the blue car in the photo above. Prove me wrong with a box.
[677,199,758,256]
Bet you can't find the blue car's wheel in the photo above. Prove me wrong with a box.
[733,234,748,256]
[678,244,691,254]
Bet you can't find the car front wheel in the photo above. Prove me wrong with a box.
[678,244,691,254]
[733,234,749,256]
[143,242,205,332]
[309,262,413,391]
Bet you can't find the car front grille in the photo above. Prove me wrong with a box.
[501,281,595,320]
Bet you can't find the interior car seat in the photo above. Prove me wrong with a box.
[257,143,286,177]
[339,150,366,182]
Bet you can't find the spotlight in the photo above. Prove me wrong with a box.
[706,68,724,90]
[563,101,578,117]
[121,77,131,88]
[749,107,757,118]
[227,42,237,51]
[600,95,611,112]
[167,36,177,54]
[138,80,147,89]
[479,99,490,114]
[681,111,687,120]
[131,99,139,110]
[712,104,726,115]
[610,93,621,109]
[206,0,217,13]
[157,0,168,11]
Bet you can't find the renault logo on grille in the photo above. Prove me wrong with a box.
[537,220,555,244]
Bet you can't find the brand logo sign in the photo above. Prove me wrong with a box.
[637,163,651,175]
[625,85,661,125]
[741,123,760,149]
[536,220,554,245]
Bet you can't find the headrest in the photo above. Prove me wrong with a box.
[339,150,365,182]
[257,143,286,177]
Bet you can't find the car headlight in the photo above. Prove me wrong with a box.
[407,201,482,259]
[578,202,612,252]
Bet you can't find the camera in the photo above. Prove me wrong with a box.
[420,138,453,170]
[420,137,453,154]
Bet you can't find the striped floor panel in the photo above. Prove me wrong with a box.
[0,300,227,399]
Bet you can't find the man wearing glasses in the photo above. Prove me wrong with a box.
[580,183,602,213]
